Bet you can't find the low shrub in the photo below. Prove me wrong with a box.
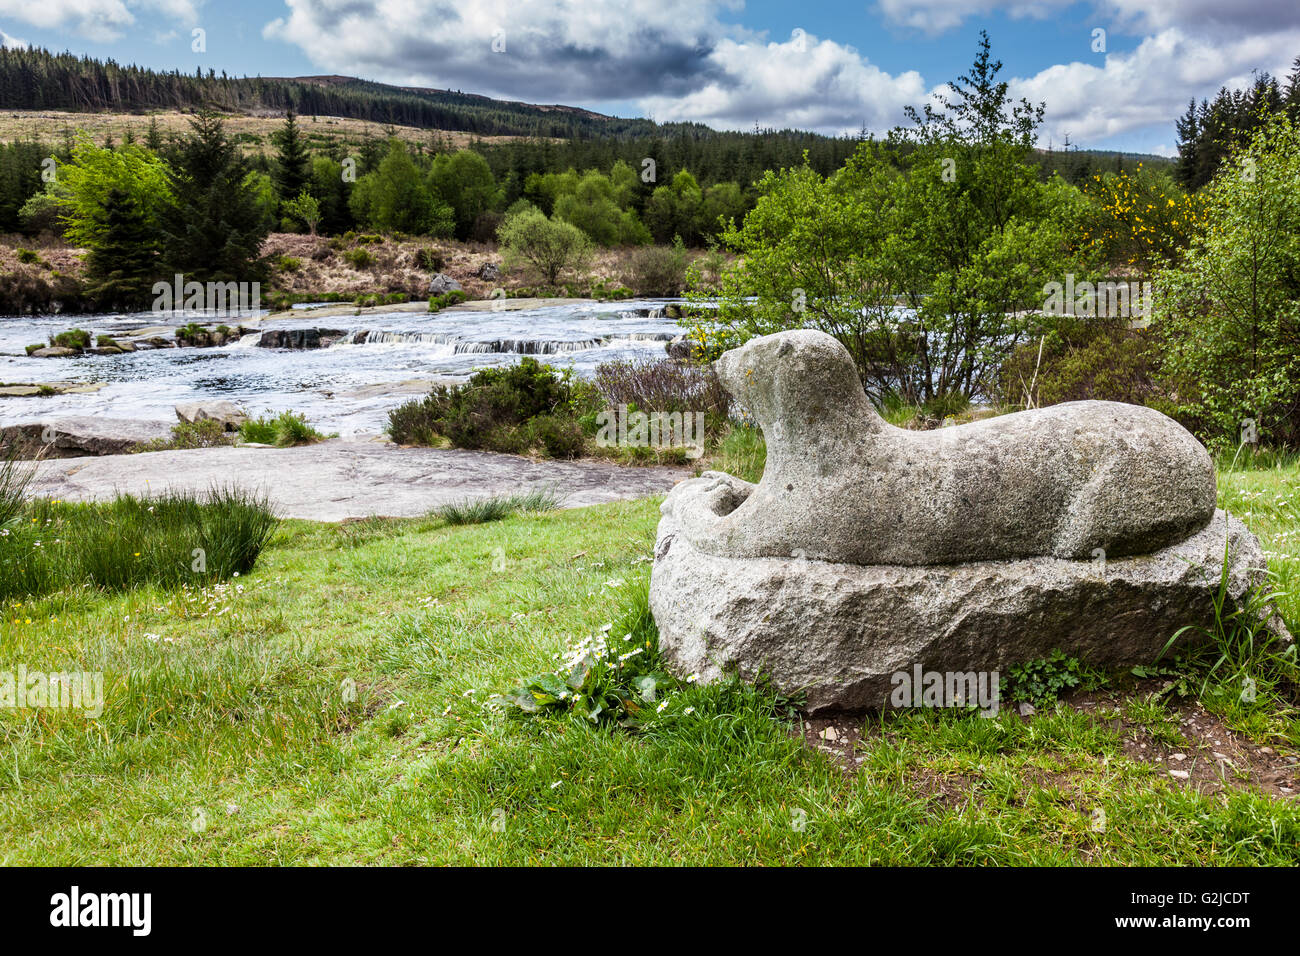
[0,270,89,316]
[276,255,302,272]
[264,290,354,311]
[428,289,468,312]
[174,322,206,343]
[344,248,376,269]
[593,358,732,437]
[997,321,1165,410]
[238,411,329,447]
[590,278,634,301]
[139,419,235,452]
[49,328,91,350]
[623,239,688,296]
[387,358,599,456]
[523,413,586,458]
[415,247,445,272]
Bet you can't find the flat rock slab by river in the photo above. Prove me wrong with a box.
[30,440,690,521]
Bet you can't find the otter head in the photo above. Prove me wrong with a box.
[713,330,879,448]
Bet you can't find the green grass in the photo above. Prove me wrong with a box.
[0,457,1296,865]
[434,489,564,525]
[238,411,331,447]
[0,486,277,602]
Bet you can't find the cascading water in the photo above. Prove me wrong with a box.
[0,299,689,437]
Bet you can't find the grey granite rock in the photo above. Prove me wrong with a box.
[175,400,248,431]
[429,273,463,296]
[651,506,1287,712]
[0,418,171,458]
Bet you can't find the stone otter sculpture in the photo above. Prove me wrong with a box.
[669,329,1217,566]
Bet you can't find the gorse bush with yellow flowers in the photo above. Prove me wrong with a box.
[1081,165,1205,273]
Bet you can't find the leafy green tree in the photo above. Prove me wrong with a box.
[699,181,748,240]
[646,169,703,244]
[271,109,311,209]
[54,138,172,251]
[0,140,53,233]
[282,189,322,234]
[18,190,63,236]
[880,30,1086,403]
[705,33,1090,405]
[552,169,649,246]
[160,111,269,282]
[246,169,279,233]
[523,169,579,215]
[350,139,453,236]
[497,207,591,285]
[429,149,498,240]
[702,146,909,391]
[1155,115,1300,446]
[145,116,164,152]
[608,159,641,210]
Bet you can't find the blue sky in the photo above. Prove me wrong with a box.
[2,1,1297,155]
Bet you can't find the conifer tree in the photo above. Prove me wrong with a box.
[161,111,268,283]
[272,108,310,209]
[85,186,157,310]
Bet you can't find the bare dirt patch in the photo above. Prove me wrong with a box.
[793,682,1300,802]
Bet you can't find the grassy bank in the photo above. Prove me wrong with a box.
[0,451,1296,865]
[0,231,714,316]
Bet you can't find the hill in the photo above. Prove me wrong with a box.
[0,47,669,139]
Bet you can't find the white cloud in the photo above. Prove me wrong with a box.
[263,0,739,102]
[0,0,134,41]
[877,0,1300,39]
[874,0,1075,36]
[638,33,927,135]
[262,1,928,135]
[875,0,1300,146]
[1101,0,1300,37]
[0,27,28,48]
[0,0,198,42]
[1010,27,1300,145]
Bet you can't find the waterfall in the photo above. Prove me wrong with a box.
[334,330,607,354]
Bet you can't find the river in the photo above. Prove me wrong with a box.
[0,300,685,437]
